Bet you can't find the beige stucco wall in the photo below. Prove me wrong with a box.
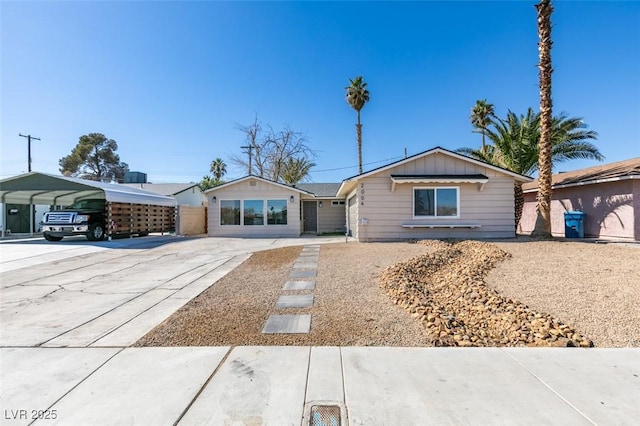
[350,152,518,241]
[519,179,638,241]
[207,178,302,237]
[177,205,206,235]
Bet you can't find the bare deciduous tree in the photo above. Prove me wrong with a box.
[230,116,316,183]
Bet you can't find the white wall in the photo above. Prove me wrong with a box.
[175,188,205,206]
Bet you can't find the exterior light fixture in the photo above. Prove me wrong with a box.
[289,195,295,203]
[212,196,217,203]
[319,201,323,208]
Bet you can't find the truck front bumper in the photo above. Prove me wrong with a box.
[42,224,89,236]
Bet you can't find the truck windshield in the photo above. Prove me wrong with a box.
[67,199,106,210]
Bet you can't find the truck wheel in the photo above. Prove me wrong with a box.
[87,223,105,241]
[44,233,63,242]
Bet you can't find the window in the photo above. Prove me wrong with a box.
[243,200,264,225]
[414,187,459,217]
[267,200,287,225]
[331,200,345,206]
[220,200,240,225]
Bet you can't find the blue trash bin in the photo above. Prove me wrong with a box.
[564,211,585,238]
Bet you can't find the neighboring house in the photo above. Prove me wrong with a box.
[122,183,205,206]
[336,147,533,241]
[519,158,640,241]
[205,176,345,237]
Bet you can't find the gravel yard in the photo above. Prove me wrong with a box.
[136,239,640,348]
[490,240,640,347]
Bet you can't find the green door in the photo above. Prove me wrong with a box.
[5,204,31,233]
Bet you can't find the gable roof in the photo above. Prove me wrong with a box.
[522,157,640,193]
[121,183,201,196]
[295,183,341,198]
[337,146,533,197]
[203,175,315,196]
[0,172,177,206]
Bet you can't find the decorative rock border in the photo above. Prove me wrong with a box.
[380,240,594,348]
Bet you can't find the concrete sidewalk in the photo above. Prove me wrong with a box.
[1,346,638,425]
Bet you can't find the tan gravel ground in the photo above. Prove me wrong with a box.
[136,242,432,347]
[489,240,640,347]
[136,239,640,348]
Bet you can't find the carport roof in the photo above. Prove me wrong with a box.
[0,172,177,206]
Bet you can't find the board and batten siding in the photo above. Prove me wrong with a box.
[317,199,347,234]
[354,153,517,240]
[207,179,302,237]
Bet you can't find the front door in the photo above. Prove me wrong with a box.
[302,201,317,233]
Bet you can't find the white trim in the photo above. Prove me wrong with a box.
[412,186,460,219]
[390,176,488,192]
[402,223,481,229]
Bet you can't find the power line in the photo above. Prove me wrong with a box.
[312,155,404,173]
[18,133,41,172]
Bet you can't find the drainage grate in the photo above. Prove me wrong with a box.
[310,405,341,426]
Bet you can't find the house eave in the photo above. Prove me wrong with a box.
[522,175,638,193]
[390,174,489,192]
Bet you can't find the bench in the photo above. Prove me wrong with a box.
[402,223,482,229]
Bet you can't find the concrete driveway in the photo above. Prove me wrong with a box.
[0,234,342,347]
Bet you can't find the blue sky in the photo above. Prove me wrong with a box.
[1,1,639,184]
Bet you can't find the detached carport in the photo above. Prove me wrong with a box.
[0,172,176,238]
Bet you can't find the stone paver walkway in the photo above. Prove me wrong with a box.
[262,245,320,334]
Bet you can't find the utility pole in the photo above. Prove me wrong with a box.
[18,133,41,236]
[19,133,41,172]
[240,145,253,175]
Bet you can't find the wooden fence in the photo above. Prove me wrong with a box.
[107,202,176,237]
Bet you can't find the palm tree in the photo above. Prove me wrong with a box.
[281,157,315,185]
[200,175,215,190]
[533,0,554,238]
[345,76,370,174]
[470,100,495,153]
[210,158,227,181]
[458,108,602,227]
